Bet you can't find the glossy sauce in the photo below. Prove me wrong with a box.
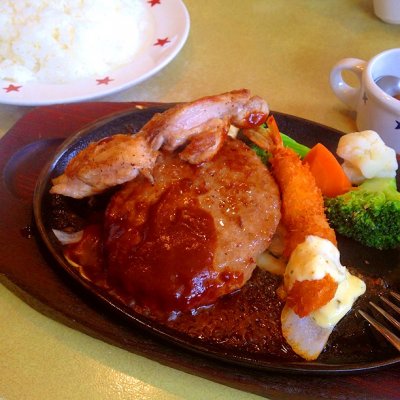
[64,224,106,285]
[105,179,223,317]
[63,226,392,363]
[167,267,299,360]
[244,112,267,128]
[62,139,280,320]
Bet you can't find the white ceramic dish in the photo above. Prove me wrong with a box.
[0,0,190,106]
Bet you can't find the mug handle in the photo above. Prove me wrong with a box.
[330,58,367,110]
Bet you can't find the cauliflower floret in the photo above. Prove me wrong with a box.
[337,130,398,185]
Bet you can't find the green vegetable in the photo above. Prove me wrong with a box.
[249,143,269,164]
[248,129,310,162]
[280,133,310,158]
[324,177,400,250]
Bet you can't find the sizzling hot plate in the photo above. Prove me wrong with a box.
[33,105,400,373]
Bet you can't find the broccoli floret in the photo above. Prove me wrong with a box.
[324,177,400,250]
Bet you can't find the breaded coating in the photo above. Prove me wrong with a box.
[270,146,337,259]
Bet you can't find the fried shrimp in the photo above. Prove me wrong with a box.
[244,115,337,259]
[244,116,365,361]
[51,89,269,199]
[269,146,337,259]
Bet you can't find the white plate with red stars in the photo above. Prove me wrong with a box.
[0,0,190,106]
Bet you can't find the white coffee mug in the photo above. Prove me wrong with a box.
[373,0,400,24]
[330,48,400,153]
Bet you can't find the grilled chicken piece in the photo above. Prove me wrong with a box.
[51,89,269,198]
[51,134,157,198]
[104,138,281,318]
[140,89,269,151]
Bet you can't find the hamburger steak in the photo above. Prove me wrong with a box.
[104,137,281,318]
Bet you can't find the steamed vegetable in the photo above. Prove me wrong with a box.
[248,127,400,250]
[303,143,352,197]
[249,143,268,164]
[337,130,398,185]
[324,177,400,250]
[281,133,310,158]
[249,127,352,197]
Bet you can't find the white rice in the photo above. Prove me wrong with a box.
[0,0,153,84]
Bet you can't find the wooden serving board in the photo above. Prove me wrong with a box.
[0,102,399,400]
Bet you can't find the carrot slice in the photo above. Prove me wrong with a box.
[303,143,352,197]
[286,274,338,317]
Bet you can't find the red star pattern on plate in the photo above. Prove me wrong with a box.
[4,84,22,93]
[96,77,114,85]
[148,0,161,6]
[154,37,170,47]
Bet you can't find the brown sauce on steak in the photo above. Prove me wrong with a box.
[65,138,281,319]
[106,178,224,315]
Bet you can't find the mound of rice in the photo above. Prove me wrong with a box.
[0,0,153,84]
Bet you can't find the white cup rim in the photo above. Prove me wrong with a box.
[365,48,400,114]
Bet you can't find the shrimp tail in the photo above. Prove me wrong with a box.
[266,115,283,148]
[241,115,282,152]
